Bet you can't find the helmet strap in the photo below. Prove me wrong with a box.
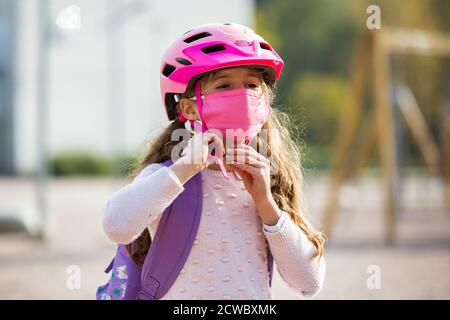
[194,81,208,132]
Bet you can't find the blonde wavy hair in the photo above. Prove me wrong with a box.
[126,67,324,265]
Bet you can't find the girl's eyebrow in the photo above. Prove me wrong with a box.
[212,71,260,82]
[213,74,230,81]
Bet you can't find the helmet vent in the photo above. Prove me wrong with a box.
[175,57,192,65]
[183,32,212,43]
[201,44,226,54]
[162,63,176,77]
[260,42,272,51]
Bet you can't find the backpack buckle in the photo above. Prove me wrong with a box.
[136,289,155,300]
[136,276,160,300]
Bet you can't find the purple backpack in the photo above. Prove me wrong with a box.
[96,160,274,300]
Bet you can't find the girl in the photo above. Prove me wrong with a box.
[101,23,325,300]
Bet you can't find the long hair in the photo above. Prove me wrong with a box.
[126,68,324,265]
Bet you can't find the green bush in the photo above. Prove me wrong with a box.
[112,153,139,177]
[49,151,138,176]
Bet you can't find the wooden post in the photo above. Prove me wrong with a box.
[395,84,441,173]
[350,116,378,180]
[442,114,450,210]
[372,30,397,243]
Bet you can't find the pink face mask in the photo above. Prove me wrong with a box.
[193,81,271,144]
[184,81,271,179]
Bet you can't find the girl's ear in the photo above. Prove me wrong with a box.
[179,98,199,120]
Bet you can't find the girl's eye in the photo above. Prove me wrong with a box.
[215,84,230,89]
[246,83,259,89]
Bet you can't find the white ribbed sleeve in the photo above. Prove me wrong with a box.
[101,164,184,244]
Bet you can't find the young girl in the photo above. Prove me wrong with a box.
[101,23,325,300]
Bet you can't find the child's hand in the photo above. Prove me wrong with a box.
[227,144,281,226]
[227,144,271,202]
[170,132,225,184]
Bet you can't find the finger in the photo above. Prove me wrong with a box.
[228,164,248,180]
[229,164,254,184]
[230,162,264,176]
[228,150,263,167]
[230,146,270,165]
[233,150,265,168]
[242,145,271,165]
[228,149,267,168]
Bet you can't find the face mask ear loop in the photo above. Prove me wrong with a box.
[195,81,229,179]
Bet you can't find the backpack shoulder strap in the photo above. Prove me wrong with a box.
[267,246,274,286]
[136,159,203,300]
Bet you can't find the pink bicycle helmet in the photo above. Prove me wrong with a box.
[160,22,284,121]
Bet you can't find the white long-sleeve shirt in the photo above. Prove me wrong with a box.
[101,163,325,299]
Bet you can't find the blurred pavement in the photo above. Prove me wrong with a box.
[0,172,449,299]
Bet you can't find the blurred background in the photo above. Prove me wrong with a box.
[0,0,449,299]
